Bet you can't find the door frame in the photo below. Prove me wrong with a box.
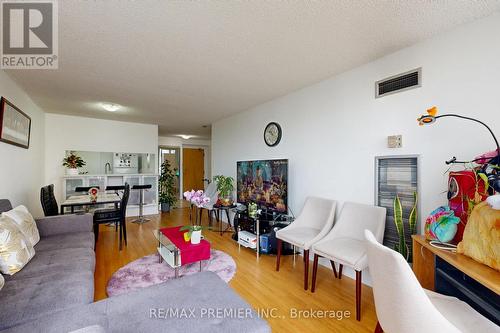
[158,144,211,200]
[159,146,181,200]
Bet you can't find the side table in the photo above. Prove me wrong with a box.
[213,204,236,236]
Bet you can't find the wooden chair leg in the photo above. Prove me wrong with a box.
[374,321,383,333]
[304,249,309,290]
[338,264,343,279]
[276,238,282,271]
[311,254,319,292]
[208,209,212,227]
[356,270,362,321]
[330,260,338,278]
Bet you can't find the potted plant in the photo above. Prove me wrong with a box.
[179,225,205,244]
[158,160,177,212]
[213,175,234,206]
[393,192,418,262]
[62,151,86,176]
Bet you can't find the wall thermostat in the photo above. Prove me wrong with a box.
[388,135,402,148]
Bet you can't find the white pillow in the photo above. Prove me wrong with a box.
[0,216,35,275]
[2,205,40,246]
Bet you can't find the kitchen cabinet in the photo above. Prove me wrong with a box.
[62,174,158,216]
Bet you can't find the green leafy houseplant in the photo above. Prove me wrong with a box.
[179,225,204,234]
[393,192,418,262]
[62,152,86,175]
[158,160,177,212]
[213,175,234,206]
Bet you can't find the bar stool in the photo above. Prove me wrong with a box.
[132,184,152,223]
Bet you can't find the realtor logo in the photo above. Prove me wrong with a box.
[1,0,58,69]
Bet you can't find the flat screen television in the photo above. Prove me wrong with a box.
[236,159,288,213]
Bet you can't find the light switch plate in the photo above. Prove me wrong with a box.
[388,135,402,148]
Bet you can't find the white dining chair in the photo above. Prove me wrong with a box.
[276,197,337,290]
[311,202,386,321]
[364,230,498,333]
[200,182,218,227]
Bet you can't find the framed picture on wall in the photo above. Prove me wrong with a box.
[0,97,31,149]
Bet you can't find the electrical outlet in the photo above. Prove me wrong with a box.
[388,135,402,148]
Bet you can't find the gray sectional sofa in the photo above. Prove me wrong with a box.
[0,199,270,333]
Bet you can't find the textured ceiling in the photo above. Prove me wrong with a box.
[6,1,500,138]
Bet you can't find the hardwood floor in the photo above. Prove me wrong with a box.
[94,207,378,332]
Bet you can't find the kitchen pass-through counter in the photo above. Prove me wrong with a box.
[62,173,159,216]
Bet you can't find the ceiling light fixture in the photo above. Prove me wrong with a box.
[101,103,121,112]
[179,135,193,140]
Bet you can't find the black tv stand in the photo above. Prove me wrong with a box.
[233,207,295,256]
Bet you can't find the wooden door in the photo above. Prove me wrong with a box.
[182,148,205,192]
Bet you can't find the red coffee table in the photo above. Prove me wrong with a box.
[153,226,211,278]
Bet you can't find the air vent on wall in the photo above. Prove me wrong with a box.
[375,68,421,98]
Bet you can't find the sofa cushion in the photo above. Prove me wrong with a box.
[0,273,4,290]
[4,247,95,281]
[0,216,35,275]
[35,232,94,252]
[2,205,40,246]
[90,271,270,333]
[0,200,13,214]
[0,270,95,330]
[2,272,271,333]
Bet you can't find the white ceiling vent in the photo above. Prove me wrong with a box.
[375,68,421,98]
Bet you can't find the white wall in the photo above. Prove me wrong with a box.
[212,14,500,282]
[0,71,45,217]
[45,114,158,199]
[158,136,212,194]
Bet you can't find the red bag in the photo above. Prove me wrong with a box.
[448,170,487,243]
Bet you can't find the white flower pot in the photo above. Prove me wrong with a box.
[191,230,202,244]
[66,168,79,176]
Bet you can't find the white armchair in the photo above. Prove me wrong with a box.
[311,202,386,321]
[364,230,498,333]
[275,197,337,290]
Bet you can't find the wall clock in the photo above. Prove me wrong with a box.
[264,122,282,147]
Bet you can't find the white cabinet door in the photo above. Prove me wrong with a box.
[88,176,106,191]
[64,178,85,199]
[124,176,141,205]
[143,176,158,205]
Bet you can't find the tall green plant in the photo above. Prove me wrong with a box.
[393,192,418,262]
[393,194,407,260]
[213,175,234,198]
[159,160,177,207]
[408,192,418,260]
